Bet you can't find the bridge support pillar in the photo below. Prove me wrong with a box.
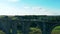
[42,23,51,34]
[12,23,17,34]
[4,22,11,34]
[4,26,10,34]
[42,22,46,34]
[21,22,30,34]
[5,28,10,34]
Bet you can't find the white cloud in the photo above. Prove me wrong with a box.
[7,0,20,2]
[23,7,53,15]
[0,0,20,3]
[0,2,59,16]
[0,6,54,15]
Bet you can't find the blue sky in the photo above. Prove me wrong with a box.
[0,0,60,15]
[22,0,60,9]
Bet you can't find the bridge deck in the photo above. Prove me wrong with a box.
[0,15,60,23]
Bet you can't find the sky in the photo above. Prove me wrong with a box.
[0,0,60,15]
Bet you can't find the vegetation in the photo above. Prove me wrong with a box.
[0,30,5,34]
[0,27,60,34]
[51,26,60,34]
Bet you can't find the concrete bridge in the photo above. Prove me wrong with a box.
[0,15,60,34]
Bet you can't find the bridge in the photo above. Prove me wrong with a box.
[0,15,60,34]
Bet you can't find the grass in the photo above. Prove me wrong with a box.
[29,27,42,34]
[51,26,60,34]
[0,30,5,34]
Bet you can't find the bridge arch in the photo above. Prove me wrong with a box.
[20,21,42,34]
[17,22,23,34]
[29,21,42,34]
[49,23,60,34]
[51,23,60,31]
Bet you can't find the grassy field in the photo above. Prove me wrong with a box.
[51,26,60,34]
[0,26,60,34]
